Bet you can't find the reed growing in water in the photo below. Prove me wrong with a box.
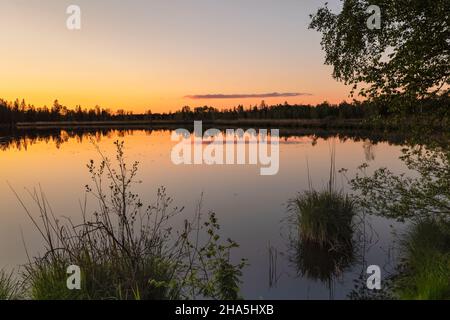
[290,190,355,248]
[289,146,355,248]
[288,145,356,284]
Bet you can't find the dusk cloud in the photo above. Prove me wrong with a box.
[184,92,312,99]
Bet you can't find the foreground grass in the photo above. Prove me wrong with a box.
[7,140,246,300]
[0,269,22,300]
[394,220,450,300]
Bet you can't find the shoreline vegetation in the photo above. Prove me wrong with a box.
[1,94,449,132]
[14,119,370,130]
[5,116,449,131]
[1,141,247,300]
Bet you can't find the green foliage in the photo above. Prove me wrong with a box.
[186,212,246,300]
[393,220,450,300]
[349,142,450,299]
[310,1,450,102]
[26,261,85,300]
[350,146,450,221]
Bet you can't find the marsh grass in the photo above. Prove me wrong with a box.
[290,190,355,248]
[288,144,357,283]
[0,269,22,300]
[289,189,356,285]
[9,140,246,300]
[394,220,450,300]
[289,144,355,248]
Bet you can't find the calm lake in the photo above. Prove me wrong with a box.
[0,128,411,299]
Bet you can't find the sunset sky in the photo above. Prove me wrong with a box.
[0,0,349,113]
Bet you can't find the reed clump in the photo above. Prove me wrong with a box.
[288,146,356,283]
[289,147,356,249]
[290,189,355,248]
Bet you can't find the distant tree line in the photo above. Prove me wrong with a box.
[1,96,449,125]
[172,101,372,121]
[0,99,154,124]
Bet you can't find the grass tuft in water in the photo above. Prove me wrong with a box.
[290,189,355,248]
[288,144,356,284]
[289,144,355,249]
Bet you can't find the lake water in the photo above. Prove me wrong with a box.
[0,128,411,299]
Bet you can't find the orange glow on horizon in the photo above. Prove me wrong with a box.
[0,92,351,114]
[0,1,352,114]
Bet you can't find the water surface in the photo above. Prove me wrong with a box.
[0,128,410,299]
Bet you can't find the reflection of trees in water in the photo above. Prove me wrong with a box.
[0,129,154,151]
[0,127,442,152]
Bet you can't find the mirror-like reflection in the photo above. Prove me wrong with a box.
[0,127,437,153]
[1,127,446,299]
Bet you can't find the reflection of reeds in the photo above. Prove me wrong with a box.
[394,220,450,300]
[292,238,354,283]
[268,244,280,288]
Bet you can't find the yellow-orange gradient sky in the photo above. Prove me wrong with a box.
[0,0,349,113]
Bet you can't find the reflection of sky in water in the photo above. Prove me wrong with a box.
[0,129,410,299]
